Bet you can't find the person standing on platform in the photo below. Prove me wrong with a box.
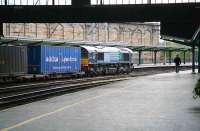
[174,54,181,73]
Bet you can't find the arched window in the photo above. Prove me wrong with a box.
[109,27,119,41]
[64,24,74,40]
[49,23,65,39]
[74,24,84,41]
[131,29,142,45]
[144,30,152,45]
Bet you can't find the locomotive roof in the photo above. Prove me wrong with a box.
[81,46,133,54]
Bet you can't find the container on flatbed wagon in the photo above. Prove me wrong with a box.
[0,46,28,77]
[28,45,81,74]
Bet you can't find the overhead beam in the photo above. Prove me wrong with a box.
[161,22,200,40]
[0,3,200,23]
[72,0,90,7]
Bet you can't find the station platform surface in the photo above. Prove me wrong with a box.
[0,70,200,131]
[134,63,193,68]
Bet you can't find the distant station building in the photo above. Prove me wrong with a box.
[3,22,162,64]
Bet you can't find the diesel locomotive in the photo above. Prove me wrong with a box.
[80,46,134,75]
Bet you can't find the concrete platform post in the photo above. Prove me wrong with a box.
[5,0,7,5]
[154,51,157,64]
[52,0,55,5]
[169,51,172,64]
[183,51,186,64]
[138,50,142,65]
[192,45,195,73]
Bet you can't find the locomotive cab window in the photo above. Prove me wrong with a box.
[97,53,104,60]
[81,48,88,58]
[123,53,129,61]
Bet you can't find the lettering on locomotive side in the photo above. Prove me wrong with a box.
[45,56,77,63]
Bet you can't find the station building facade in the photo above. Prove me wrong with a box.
[3,22,161,64]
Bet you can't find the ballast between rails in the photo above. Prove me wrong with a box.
[0,76,129,110]
[0,75,127,93]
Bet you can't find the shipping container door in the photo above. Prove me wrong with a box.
[28,46,41,74]
[66,47,70,73]
[69,47,73,73]
[16,47,21,73]
[0,47,4,74]
[73,47,80,72]
[41,46,59,74]
[7,47,12,74]
[12,47,16,74]
[52,46,60,73]
[59,47,66,73]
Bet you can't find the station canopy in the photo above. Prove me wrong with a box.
[161,25,200,47]
[0,37,191,52]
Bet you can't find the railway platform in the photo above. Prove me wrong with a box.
[0,70,200,131]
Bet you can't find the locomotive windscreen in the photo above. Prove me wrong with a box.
[81,48,88,58]
[123,53,129,61]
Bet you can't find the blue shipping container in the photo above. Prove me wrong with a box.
[28,45,81,74]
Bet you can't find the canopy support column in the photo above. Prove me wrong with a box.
[198,45,200,73]
[183,51,186,64]
[0,23,3,37]
[163,51,166,65]
[192,45,195,73]
[72,0,90,6]
[169,51,172,64]
[154,51,157,64]
[138,50,142,65]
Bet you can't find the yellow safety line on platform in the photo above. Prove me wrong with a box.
[0,78,129,131]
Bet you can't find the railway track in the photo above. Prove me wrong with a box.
[0,75,129,110]
[0,65,193,110]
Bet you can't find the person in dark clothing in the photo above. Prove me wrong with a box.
[174,54,181,73]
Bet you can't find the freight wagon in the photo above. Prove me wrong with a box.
[0,46,28,80]
[0,44,134,82]
[28,45,81,75]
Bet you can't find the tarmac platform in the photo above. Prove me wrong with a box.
[0,70,200,131]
